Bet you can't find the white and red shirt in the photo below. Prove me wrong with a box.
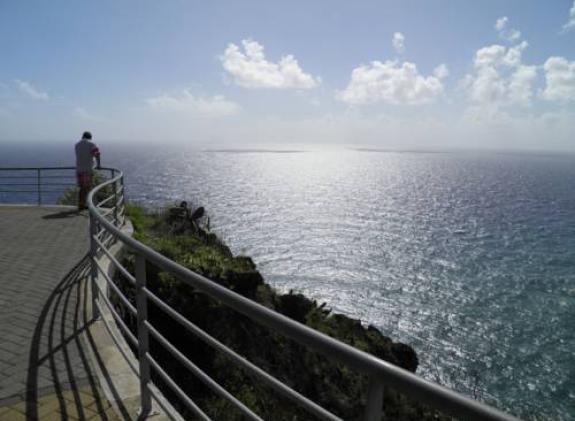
[75,139,100,173]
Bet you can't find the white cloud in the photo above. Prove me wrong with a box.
[508,65,537,105]
[466,41,535,106]
[541,56,575,102]
[469,66,507,103]
[495,16,508,32]
[474,41,528,69]
[562,1,575,32]
[15,79,49,100]
[337,60,446,105]
[495,16,521,42]
[433,64,449,79]
[220,39,320,89]
[146,90,240,116]
[392,32,405,54]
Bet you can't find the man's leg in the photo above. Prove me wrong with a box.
[78,186,87,210]
[77,171,91,210]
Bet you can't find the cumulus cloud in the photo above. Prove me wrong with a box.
[495,16,521,42]
[146,90,240,116]
[465,41,536,106]
[15,79,49,100]
[541,56,575,101]
[494,16,507,32]
[562,1,575,32]
[337,60,446,105]
[220,39,320,89]
[433,64,449,79]
[392,32,405,54]
[474,41,528,69]
[508,65,538,104]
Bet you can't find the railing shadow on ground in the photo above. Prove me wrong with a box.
[23,253,130,421]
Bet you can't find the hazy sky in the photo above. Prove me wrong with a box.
[1,0,574,150]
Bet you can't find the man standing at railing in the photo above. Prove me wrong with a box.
[75,131,101,210]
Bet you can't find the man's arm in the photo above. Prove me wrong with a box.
[91,144,101,169]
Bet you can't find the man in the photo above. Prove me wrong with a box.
[75,131,101,210]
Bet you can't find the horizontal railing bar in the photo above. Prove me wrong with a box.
[0,166,76,170]
[0,176,75,180]
[145,321,264,421]
[0,183,75,187]
[143,287,341,421]
[0,176,49,179]
[32,175,76,179]
[97,236,115,253]
[145,353,212,421]
[96,227,108,239]
[0,190,38,193]
[93,236,136,285]
[102,213,116,223]
[0,183,73,186]
[95,231,117,253]
[0,190,74,194]
[97,194,116,208]
[40,190,77,194]
[94,260,137,315]
[95,227,110,240]
[93,278,138,347]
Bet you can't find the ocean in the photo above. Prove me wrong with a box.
[2,142,574,420]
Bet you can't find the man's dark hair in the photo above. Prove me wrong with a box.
[82,131,92,140]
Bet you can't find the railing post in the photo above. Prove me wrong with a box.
[37,169,41,206]
[364,376,384,421]
[89,212,99,320]
[120,175,125,225]
[135,253,152,416]
[112,169,118,226]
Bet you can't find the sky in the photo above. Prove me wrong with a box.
[1,0,574,150]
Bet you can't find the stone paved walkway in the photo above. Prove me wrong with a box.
[0,206,121,420]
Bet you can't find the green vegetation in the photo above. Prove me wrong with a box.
[115,203,446,420]
[57,172,114,206]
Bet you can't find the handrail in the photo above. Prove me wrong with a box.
[84,168,522,421]
[0,166,113,206]
[0,166,77,171]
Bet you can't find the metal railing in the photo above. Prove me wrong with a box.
[83,168,522,421]
[0,167,79,205]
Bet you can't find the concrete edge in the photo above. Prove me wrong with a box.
[83,219,185,421]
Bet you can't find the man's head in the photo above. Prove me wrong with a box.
[82,131,92,140]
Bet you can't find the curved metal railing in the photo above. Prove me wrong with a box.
[83,167,521,421]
